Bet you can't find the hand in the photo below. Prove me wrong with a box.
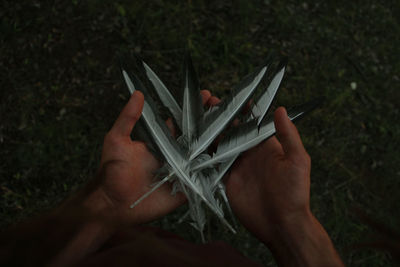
[225,107,344,266]
[225,107,312,243]
[78,90,219,226]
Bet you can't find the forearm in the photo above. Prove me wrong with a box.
[0,188,115,266]
[263,211,344,267]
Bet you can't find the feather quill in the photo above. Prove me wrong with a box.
[130,173,173,209]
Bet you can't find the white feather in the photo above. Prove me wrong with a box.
[252,64,285,125]
[123,69,229,220]
[142,62,183,129]
[189,66,268,160]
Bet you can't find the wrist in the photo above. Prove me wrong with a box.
[48,186,118,265]
[257,208,313,244]
[264,210,344,266]
[47,208,116,266]
[58,181,119,230]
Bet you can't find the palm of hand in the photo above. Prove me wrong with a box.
[94,90,217,225]
[99,137,183,225]
[225,107,311,241]
[94,92,184,225]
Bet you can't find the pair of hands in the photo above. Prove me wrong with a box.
[83,90,312,243]
[0,90,342,267]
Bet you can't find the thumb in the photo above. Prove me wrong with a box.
[274,107,307,159]
[110,91,144,138]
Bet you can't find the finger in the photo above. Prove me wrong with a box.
[241,98,253,114]
[207,96,221,107]
[110,91,144,138]
[200,90,211,105]
[274,107,307,158]
[165,118,176,137]
[260,135,283,154]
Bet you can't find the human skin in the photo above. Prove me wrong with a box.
[0,91,344,266]
[71,91,344,266]
[225,107,344,266]
[69,90,219,225]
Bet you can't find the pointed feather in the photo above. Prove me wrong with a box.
[189,65,268,160]
[192,98,320,171]
[142,61,183,129]
[182,53,203,146]
[207,60,287,186]
[122,69,227,218]
[252,59,287,125]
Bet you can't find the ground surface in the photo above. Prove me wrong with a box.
[1,0,400,265]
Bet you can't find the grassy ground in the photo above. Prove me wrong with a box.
[1,0,400,265]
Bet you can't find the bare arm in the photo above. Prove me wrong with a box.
[0,90,218,266]
[225,107,344,266]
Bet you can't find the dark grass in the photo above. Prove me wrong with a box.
[1,0,400,265]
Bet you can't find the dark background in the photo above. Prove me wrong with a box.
[1,0,399,265]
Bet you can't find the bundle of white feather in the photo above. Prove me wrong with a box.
[121,53,319,242]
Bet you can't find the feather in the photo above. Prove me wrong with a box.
[130,173,173,208]
[211,157,236,188]
[192,171,236,233]
[189,193,206,242]
[171,179,182,196]
[141,61,183,130]
[206,59,287,185]
[191,119,259,171]
[178,210,190,224]
[189,65,268,160]
[191,98,319,171]
[216,182,237,228]
[152,163,170,180]
[123,69,228,218]
[252,59,287,125]
[121,55,319,239]
[286,97,324,121]
[131,119,162,160]
[182,53,203,146]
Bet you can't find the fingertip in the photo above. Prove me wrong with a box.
[132,90,144,102]
[274,106,305,157]
[110,90,144,138]
[207,96,221,106]
[200,89,211,96]
[200,90,212,105]
[274,106,287,121]
[274,107,290,137]
[166,118,176,137]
